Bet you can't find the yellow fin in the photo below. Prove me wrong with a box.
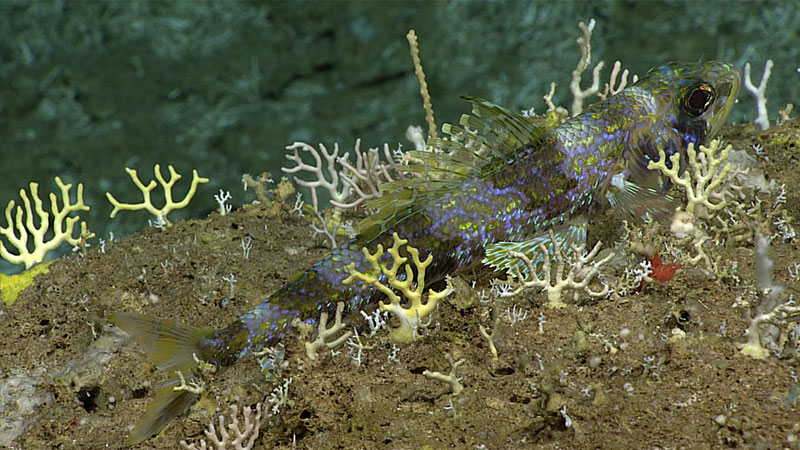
[109,312,213,373]
[125,376,200,444]
[110,313,214,443]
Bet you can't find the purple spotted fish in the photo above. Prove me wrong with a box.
[111,61,740,443]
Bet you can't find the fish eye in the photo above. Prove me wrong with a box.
[683,83,715,116]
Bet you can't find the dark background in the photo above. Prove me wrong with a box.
[1,0,798,273]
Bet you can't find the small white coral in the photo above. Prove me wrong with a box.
[423,353,465,395]
[282,140,402,222]
[569,19,604,116]
[504,231,612,309]
[282,141,350,214]
[179,402,263,450]
[743,59,773,130]
[303,301,351,360]
[334,140,402,209]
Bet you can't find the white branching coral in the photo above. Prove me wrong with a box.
[542,18,635,123]
[647,139,745,219]
[597,60,638,101]
[735,235,800,359]
[504,231,612,309]
[282,142,350,214]
[179,403,263,450]
[303,301,352,360]
[743,59,773,131]
[282,140,402,215]
[1,177,93,268]
[423,353,465,395]
[343,232,454,343]
[569,19,604,117]
[333,140,402,209]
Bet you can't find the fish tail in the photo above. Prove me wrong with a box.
[110,312,214,372]
[125,378,199,444]
[109,312,214,444]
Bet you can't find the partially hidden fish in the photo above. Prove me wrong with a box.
[111,60,740,444]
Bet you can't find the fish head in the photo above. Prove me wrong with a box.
[636,60,741,144]
[605,61,740,222]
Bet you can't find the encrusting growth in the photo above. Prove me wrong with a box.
[343,232,453,343]
[106,164,209,225]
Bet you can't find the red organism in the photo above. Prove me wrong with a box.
[649,252,683,284]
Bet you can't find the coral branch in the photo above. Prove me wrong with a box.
[504,230,612,309]
[304,301,352,360]
[281,142,349,214]
[179,403,263,450]
[423,353,465,395]
[106,164,209,225]
[647,139,742,218]
[1,177,92,268]
[343,232,453,343]
[333,140,400,209]
[743,59,773,130]
[407,29,436,142]
[597,60,638,100]
[735,235,800,359]
[570,19,604,116]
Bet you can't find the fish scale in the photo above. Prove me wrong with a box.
[111,60,740,444]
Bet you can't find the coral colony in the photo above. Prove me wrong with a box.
[0,177,92,269]
[343,232,455,343]
[502,229,612,309]
[106,164,209,225]
[1,20,797,449]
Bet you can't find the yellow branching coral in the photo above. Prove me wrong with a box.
[343,232,453,343]
[106,164,209,225]
[647,139,741,218]
[1,177,92,269]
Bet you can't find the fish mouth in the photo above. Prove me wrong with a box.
[707,63,741,138]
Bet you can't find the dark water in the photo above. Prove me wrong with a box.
[0,0,797,273]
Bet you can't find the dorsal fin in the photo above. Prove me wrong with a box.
[358,97,548,242]
[444,96,548,161]
[358,180,428,242]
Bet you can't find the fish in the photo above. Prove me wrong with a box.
[110,60,740,444]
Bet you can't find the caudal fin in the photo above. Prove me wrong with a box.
[109,313,214,443]
[110,312,213,372]
[126,378,200,444]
